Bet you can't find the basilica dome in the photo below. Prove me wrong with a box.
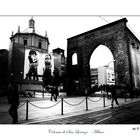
[23,27,41,35]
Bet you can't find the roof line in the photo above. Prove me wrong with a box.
[68,18,128,40]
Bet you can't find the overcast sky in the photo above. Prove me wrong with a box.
[1,15,140,68]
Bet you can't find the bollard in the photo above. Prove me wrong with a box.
[61,97,64,115]
[86,96,88,111]
[103,92,105,107]
[26,100,29,120]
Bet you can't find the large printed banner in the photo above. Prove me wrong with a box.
[24,48,54,81]
[106,69,115,85]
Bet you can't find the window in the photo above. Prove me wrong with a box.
[24,40,27,46]
[38,42,42,49]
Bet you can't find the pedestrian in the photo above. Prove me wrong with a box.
[50,86,59,101]
[54,87,59,101]
[110,85,119,108]
[50,86,54,101]
[106,85,110,99]
[8,84,19,124]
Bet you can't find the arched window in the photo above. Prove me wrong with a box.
[72,53,78,65]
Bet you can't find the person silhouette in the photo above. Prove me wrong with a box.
[8,84,19,124]
[110,85,119,108]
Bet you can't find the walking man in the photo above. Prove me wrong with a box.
[110,85,119,108]
[50,86,55,101]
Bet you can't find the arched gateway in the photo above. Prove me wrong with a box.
[67,18,140,96]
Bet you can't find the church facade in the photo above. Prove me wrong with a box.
[9,17,52,91]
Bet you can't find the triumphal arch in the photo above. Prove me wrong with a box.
[67,18,140,95]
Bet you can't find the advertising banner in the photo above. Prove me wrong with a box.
[106,69,115,85]
[24,48,54,81]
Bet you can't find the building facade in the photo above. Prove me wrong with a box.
[9,17,51,91]
[98,66,115,86]
[52,48,67,91]
[67,18,140,96]
[0,49,8,96]
[90,68,98,87]
[90,66,115,88]
[52,48,66,77]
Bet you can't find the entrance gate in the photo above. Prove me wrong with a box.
[67,18,140,95]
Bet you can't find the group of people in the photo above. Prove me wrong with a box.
[90,84,120,108]
[7,82,120,124]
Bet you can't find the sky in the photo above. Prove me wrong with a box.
[90,45,114,68]
[1,15,140,68]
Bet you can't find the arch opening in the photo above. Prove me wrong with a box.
[89,45,115,92]
[72,53,78,65]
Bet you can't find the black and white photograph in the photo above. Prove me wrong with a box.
[1,0,140,139]
[1,15,140,124]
